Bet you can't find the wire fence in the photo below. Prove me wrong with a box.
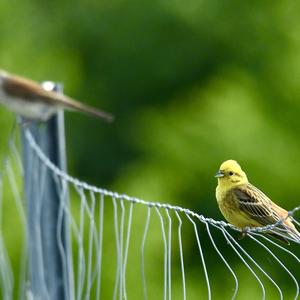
[0,123,299,299]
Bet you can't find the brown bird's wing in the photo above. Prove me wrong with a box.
[232,184,299,244]
[232,184,282,226]
[2,72,114,122]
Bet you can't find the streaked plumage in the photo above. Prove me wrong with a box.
[215,160,300,244]
[0,69,114,122]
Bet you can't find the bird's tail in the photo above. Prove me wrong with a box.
[65,98,114,122]
[270,220,300,244]
[286,225,300,243]
[52,92,114,122]
[64,96,114,122]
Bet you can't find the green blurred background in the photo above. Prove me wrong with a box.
[1,0,300,299]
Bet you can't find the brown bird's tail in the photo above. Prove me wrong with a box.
[61,95,114,122]
[269,220,300,245]
[286,225,300,243]
[45,89,114,122]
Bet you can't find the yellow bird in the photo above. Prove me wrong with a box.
[215,160,300,244]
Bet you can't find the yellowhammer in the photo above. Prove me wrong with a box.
[215,160,300,244]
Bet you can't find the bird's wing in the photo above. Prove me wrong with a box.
[2,73,114,122]
[2,73,50,102]
[233,184,300,244]
[232,184,283,226]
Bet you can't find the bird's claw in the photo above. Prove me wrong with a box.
[238,227,250,240]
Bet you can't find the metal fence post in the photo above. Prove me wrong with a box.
[21,82,73,300]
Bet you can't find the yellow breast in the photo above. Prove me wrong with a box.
[216,185,258,228]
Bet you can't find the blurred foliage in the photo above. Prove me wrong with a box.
[1,0,300,298]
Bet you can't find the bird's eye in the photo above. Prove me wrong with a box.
[229,171,234,176]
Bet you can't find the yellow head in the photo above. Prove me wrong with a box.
[215,160,248,188]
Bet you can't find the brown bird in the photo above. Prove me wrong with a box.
[0,69,114,122]
[215,160,300,244]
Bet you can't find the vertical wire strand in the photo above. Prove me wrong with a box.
[174,211,186,300]
[123,202,134,300]
[204,222,238,300]
[54,174,74,300]
[165,209,172,300]
[155,207,168,300]
[96,193,104,300]
[61,183,82,300]
[216,225,266,300]
[223,230,283,300]
[6,158,28,236]
[0,160,14,300]
[252,233,300,263]
[0,238,13,300]
[1,122,20,300]
[75,187,87,300]
[5,125,29,299]
[185,213,211,300]
[112,197,120,300]
[36,149,50,298]
[90,208,101,292]
[267,228,297,244]
[60,176,75,300]
[18,138,34,300]
[119,200,125,300]
[292,218,300,227]
[141,207,151,300]
[26,150,50,300]
[9,132,24,176]
[38,150,52,300]
[85,191,96,299]
[248,234,299,300]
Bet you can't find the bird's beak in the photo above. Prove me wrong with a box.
[215,170,225,178]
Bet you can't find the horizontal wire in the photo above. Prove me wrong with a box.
[24,129,300,235]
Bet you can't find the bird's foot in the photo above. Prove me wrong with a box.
[238,227,251,240]
[238,231,247,240]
